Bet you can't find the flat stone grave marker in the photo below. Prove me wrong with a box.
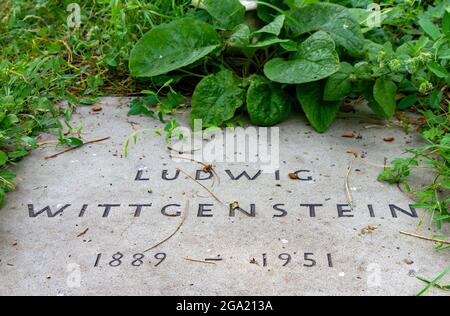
[0,97,448,296]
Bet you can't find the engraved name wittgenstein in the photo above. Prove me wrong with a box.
[26,203,418,219]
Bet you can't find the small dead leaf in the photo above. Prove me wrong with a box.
[341,133,355,138]
[203,164,213,173]
[404,259,414,265]
[92,105,103,112]
[383,136,395,142]
[367,224,378,231]
[361,224,378,235]
[288,173,299,180]
[346,150,358,158]
[250,258,258,265]
[12,240,18,246]
[361,228,370,235]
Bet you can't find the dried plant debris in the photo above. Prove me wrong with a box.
[360,224,379,235]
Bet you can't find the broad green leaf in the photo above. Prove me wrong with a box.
[428,61,449,78]
[348,8,371,25]
[364,40,390,63]
[0,170,16,180]
[66,137,84,146]
[247,37,290,48]
[254,15,285,36]
[229,24,252,47]
[202,0,245,30]
[398,95,418,110]
[414,37,430,54]
[230,17,288,49]
[129,18,220,78]
[287,3,365,56]
[433,38,448,58]
[0,188,5,208]
[246,75,292,126]
[324,62,354,101]
[128,98,156,118]
[280,40,298,51]
[429,91,443,109]
[296,82,341,133]
[370,78,397,118]
[21,136,38,148]
[158,92,185,114]
[438,47,450,59]
[418,19,441,41]
[0,151,8,167]
[264,31,339,84]
[257,0,287,23]
[444,11,450,36]
[0,114,19,129]
[7,150,28,160]
[190,70,245,128]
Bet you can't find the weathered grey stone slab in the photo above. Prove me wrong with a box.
[0,97,448,296]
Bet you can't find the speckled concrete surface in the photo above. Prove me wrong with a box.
[0,98,448,296]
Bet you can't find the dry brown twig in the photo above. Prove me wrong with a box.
[57,40,73,64]
[177,168,224,204]
[127,119,140,130]
[38,140,59,146]
[44,137,110,159]
[183,257,216,265]
[76,228,89,238]
[400,231,450,245]
[345,150,358,209]
[142,201,190,253]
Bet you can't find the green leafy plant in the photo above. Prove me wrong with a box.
[416,265,450,296]
[378,109,449,231]
[129,0,449,133]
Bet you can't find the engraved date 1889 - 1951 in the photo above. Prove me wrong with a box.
[93,252,334,269]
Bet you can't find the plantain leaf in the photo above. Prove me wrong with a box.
[229,24,252,47]
[246,75,292,126]
[324,62,354,101]
[0,188,4,208]
[264,31,339,84]
[254,15,285,36]
[190,70,245,128]
[129,18,220,78]
[0,151,7,167]
[372,78,397,118]
[287,3,365,56]
[202,0,245,30]
[296,82,341,133]
[428,61,449,79]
